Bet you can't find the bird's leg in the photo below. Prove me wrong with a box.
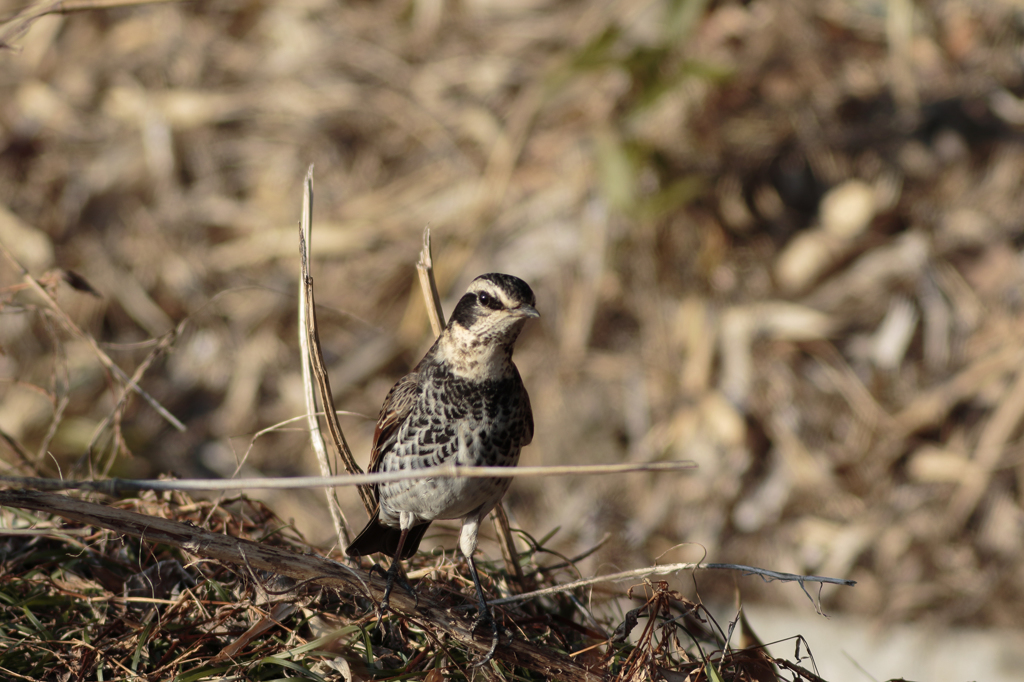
[466,553,500,667]
[460,513,502,665]
[372,527,417,629]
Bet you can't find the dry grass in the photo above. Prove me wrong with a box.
[3,0,1024,677]
[0,488,813,680]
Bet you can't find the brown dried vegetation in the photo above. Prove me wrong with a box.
[2,0,1024,678]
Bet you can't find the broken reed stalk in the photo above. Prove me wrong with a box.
[416,227,446,338]
[297,167,353,547]
[297,165,376,523]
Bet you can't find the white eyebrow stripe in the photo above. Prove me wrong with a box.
[467,281,515,308]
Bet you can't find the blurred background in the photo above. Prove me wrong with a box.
[2,0,1024,678]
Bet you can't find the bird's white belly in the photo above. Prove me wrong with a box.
[379,474,513,526]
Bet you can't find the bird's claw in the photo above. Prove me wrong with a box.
[468,605,501,668]
[398,576,419,607]
[369,562,418,630]
[367,563,389,580]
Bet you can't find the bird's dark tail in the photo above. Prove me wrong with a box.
[345,508,430,560]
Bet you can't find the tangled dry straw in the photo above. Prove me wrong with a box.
[3,0,1024,678]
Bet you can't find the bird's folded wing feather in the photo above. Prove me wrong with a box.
[367,371,421,477]
[516,365,534,447]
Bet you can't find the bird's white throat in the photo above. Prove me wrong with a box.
[437,321,519,382]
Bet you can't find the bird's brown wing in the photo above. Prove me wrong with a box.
[346,370,425,559]
[515,364,534,447]
[367,370,421,479]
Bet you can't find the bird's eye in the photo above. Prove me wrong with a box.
[477,291,502,310]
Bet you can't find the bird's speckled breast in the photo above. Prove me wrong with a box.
[376,362,530,526]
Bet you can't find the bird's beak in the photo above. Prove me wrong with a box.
[513,304,540,319]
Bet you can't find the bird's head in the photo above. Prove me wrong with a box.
[439,273,539,378]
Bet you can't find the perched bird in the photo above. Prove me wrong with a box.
[346,272,539,662]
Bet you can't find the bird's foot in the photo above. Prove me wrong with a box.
[368,563,418,629]
[468,604,501,668]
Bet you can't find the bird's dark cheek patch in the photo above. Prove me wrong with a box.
[450,294,481,328]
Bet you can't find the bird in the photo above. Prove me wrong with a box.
[345,272,539,664]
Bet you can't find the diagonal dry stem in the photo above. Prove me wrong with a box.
[0,239,185,434]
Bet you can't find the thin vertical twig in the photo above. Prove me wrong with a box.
[493,504,527,591]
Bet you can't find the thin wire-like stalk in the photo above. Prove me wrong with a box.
[1,460,697,495]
